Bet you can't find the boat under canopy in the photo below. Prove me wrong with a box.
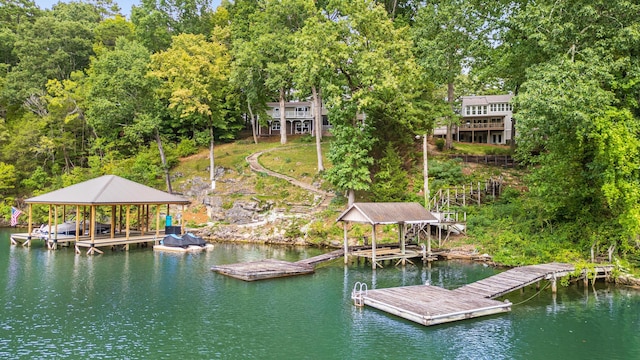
[35,221,111,236]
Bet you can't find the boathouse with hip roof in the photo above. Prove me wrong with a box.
[12,175,190,254]
[337,202,439,269]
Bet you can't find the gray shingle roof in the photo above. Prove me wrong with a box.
[26,175,190,205]
[337,202,438,225]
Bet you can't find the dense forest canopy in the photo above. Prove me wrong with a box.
[1,0,639,261]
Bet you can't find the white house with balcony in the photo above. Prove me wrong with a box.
[434,94,514,145]
[258,101,331,136]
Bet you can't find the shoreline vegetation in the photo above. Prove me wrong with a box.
[11,138,640,287]
[5,138,639,284]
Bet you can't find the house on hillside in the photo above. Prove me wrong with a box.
[257,101,331,137]
[434,94,514,145]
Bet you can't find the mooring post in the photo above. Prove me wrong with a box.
[551,274,557,294]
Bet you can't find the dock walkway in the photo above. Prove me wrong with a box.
[10,231,161,254]
[355,262,613,326]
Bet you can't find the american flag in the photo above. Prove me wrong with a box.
[10,206,22,226]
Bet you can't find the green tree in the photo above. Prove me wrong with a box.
[93,14,135,54]
[149,32,231,190]
[321,0,426,204]
[3,2,100,105]
[248,0,315,145]
[293,6,331,171]
[85,38,176,191]
[0,161,17,194]
[371,144,409,202]
[413,0,487,150]
[131,0,216,53]
[516,59,640,253]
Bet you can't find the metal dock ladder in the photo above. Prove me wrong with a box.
[351,282,368,307]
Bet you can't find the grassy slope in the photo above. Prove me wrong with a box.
[173,138,524,249]
[174,138,637,273]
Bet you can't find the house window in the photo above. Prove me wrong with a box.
[482,106,487,114]
[271,121,280,131]
[490,103,496,112]
[465,107,471,115]
[273,107,280,117]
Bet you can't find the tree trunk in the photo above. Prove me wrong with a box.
[248,101,258,145]
[155,128,172,194]
[209,125,215,190]
[510,84,520,152]
[347,189,355,207]
[279,88,287,145]
[312,85,324,172]
[446,81,455,150]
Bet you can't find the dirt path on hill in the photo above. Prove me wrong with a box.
[245,149,335,212]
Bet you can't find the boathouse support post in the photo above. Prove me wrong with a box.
[399,222,406,266]
[111,205,116,239]
[74,205,80,244]
[371,224,377,270]
[90,205,96,246]
[343,223,349,264]
[126,206,131,240]
[46,205,52,246]
[53,205,58,249]
[427,224,431,255]
[155,205,161,242]
[27,204,32,243]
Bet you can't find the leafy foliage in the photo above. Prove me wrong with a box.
[371,143,409,202]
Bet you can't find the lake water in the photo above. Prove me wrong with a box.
[1,228,639,359]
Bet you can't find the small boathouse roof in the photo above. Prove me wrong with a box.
[25,175,190,205]
[336,202,438,225]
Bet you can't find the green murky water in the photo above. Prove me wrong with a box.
[1,228,639,359]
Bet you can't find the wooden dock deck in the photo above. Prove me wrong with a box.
[362,285,511,326]
[10,231,162,254]
[211,259,315,281]
[355,262,614,326]
[212,249,345,281]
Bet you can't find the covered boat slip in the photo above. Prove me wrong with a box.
[10,175,190,255]
[337,202,439,269]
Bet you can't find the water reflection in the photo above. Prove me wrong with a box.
[1,230,639,359]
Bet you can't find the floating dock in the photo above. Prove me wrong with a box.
[361,284,511,326]
[353,262,613,326]
[211,249,344,281]
[211,259,315,281]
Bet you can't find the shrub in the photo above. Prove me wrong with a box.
[435,138,445,151]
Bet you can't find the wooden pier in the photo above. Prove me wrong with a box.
[353,262,614,326]
[10,231,162,254]
[212,249,345,281]
[360,284,511,326]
